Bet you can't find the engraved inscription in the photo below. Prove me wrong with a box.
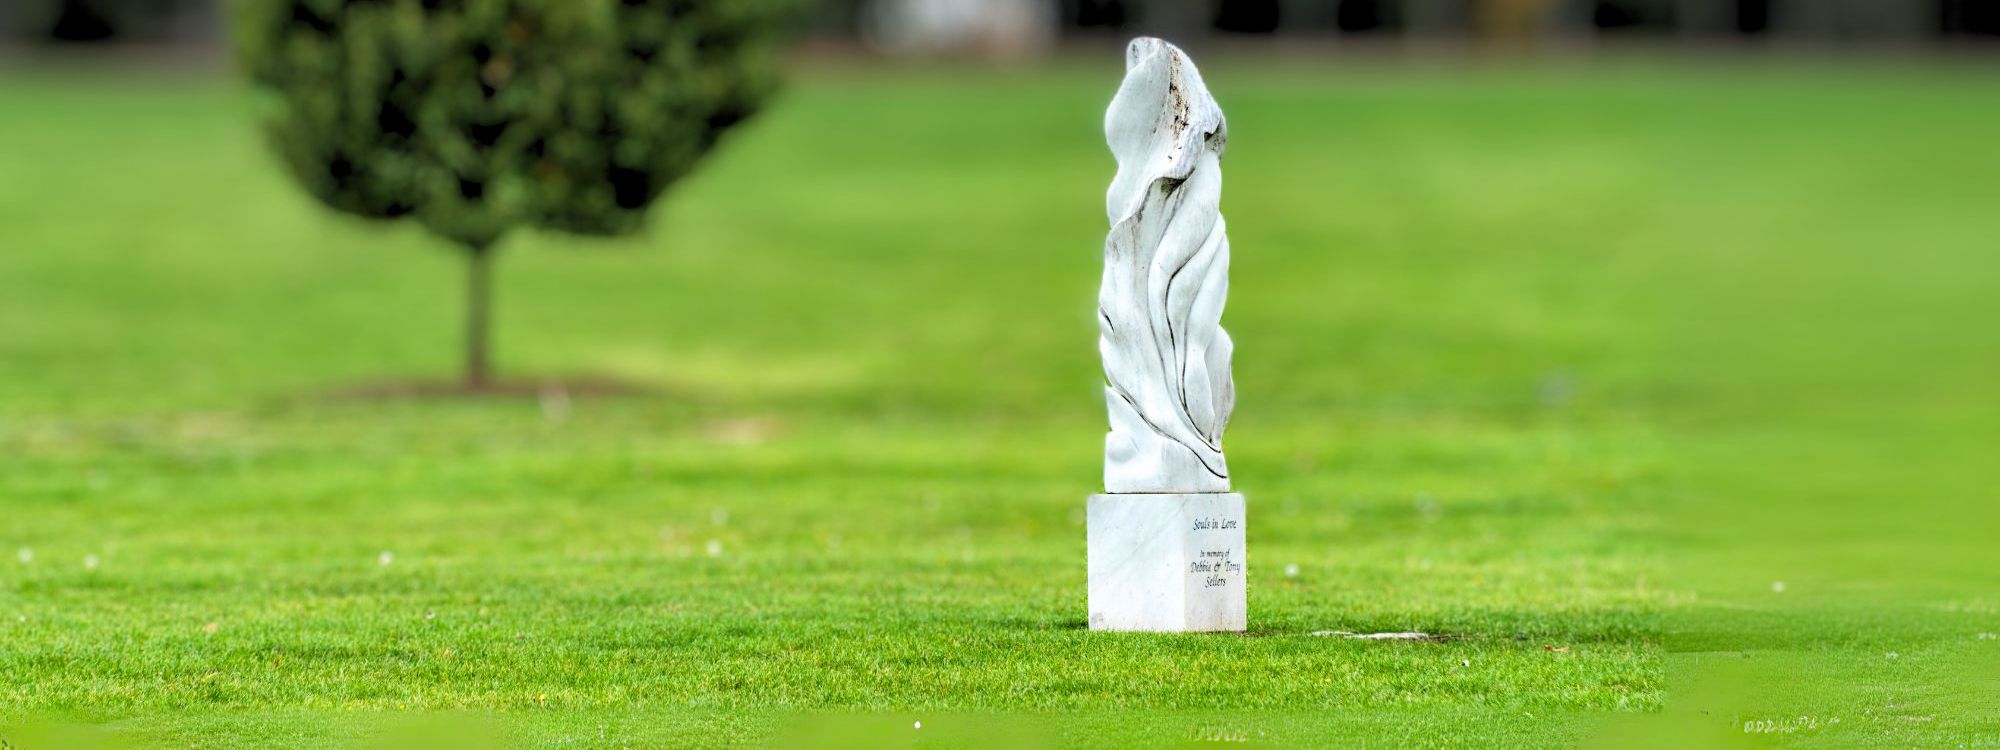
[1188,514,1245,590]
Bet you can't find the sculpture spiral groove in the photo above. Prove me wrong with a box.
[1099,38,1234,494]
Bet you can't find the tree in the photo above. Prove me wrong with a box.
[235,0,798,388]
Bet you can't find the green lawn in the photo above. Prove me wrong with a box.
[2,56,1997,748]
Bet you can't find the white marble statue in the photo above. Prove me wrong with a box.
[1099,37,1234,495]
[1087,38,1245,632]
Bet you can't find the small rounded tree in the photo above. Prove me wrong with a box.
[235,0,797,388]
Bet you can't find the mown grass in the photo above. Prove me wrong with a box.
[2,54,1996,747]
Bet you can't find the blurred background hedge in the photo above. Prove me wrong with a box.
[6,1,1998,53]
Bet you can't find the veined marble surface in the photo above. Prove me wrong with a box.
[1099,37,1235,494]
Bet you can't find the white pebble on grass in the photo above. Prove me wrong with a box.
[539,387,571,423]
[16,547,31,565]
[1284,563,1300,578]
[1414,492,1441,521]
[1772,581,1786,593]
[83,554,99,571]
[706,540,723,558]
[913,721,922,730]
[378,550,395,567]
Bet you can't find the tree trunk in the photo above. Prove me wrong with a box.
[464,242,495,390]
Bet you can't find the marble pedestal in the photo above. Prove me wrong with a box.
[1086,493,1246,632]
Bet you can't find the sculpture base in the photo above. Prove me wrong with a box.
[1087,493,1246,632]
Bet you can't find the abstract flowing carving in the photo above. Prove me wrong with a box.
[1099,38,1234,494]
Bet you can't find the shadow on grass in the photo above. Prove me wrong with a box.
[309,375,658,403]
